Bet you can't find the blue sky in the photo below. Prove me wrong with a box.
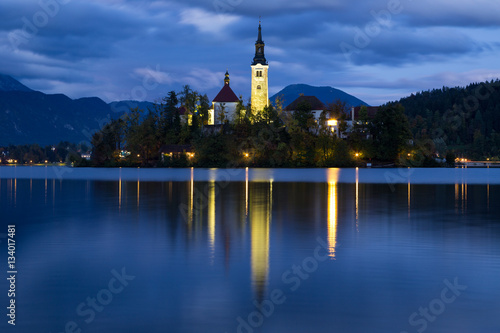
[1,0,499,105]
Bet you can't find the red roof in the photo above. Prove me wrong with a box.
[284,96,325,111]
[213,84,239,103]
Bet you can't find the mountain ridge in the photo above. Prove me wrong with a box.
[270,84,368,108]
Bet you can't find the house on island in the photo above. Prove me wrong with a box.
[284,95,339,134]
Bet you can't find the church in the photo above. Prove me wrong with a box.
[209,23,269,124]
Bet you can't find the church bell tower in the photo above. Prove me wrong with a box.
[251,22,269,114]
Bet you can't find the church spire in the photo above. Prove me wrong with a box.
[224,70,230,85]
[252,22,267,66]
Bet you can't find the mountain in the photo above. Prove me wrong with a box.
[109,100,155,114]
[270,84,368,108]
[0,75,155,146]
[0,74,33,92]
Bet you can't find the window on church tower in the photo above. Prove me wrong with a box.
[257,85,261,90]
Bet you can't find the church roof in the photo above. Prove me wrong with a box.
[213,83,239,103]
[285,96,326,111]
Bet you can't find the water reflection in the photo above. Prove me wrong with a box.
[2,175,500,332]
[327,181,337,259]
[208,181,216,261]
[250,182,271,301]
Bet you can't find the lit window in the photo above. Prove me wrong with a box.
[327,119,338,126]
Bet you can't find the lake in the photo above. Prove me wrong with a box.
[1,167,499,333]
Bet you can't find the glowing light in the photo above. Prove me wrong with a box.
[244,153,249,158]
[327,181,337,259]
[327,119,338,126]
[355,153,359,157]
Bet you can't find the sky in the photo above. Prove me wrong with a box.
[0,0,499,106]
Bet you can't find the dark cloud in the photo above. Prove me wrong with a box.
[0,0,498,105]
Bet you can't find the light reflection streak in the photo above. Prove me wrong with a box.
[118,178,122,211]
[355,168,359,230]
[245,167,249,216]
[137,180,140,208]
[487,184,490,210]
[407,181,411,219]
[250,182,271,301]
[327,181,337,259]
[208,181,215,261]
[327,169,339,259]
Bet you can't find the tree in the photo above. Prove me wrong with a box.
[293,101,314,131]
[370,104,412,162]
[198,94,210,125]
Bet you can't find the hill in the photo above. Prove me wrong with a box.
[0,75,154,145]
[270,84,368,108]
[393,80,500,159]
[0,74,33,92]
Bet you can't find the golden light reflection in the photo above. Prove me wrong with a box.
[208,181,215,260]
[245,167,249,216]
[487,184,490,211]
[327,168,340,184]
[455,181,468,213]
[355,168,359,230]
[186,168,194,233]
[118,178,122,211]
[327,181,337,259]
[137,180,140,208]
[250,183,271,301]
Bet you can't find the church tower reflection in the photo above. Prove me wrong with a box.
[249,182,271,301]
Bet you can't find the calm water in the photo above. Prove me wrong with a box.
[1,167,500,333]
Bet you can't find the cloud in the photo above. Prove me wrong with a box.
[179,8,240,34]
[0,0,499,106]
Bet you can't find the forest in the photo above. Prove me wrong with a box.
[394,79,500,160]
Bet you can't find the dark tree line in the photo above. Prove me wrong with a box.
[394,79,500,160]
[0,142,88,165]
